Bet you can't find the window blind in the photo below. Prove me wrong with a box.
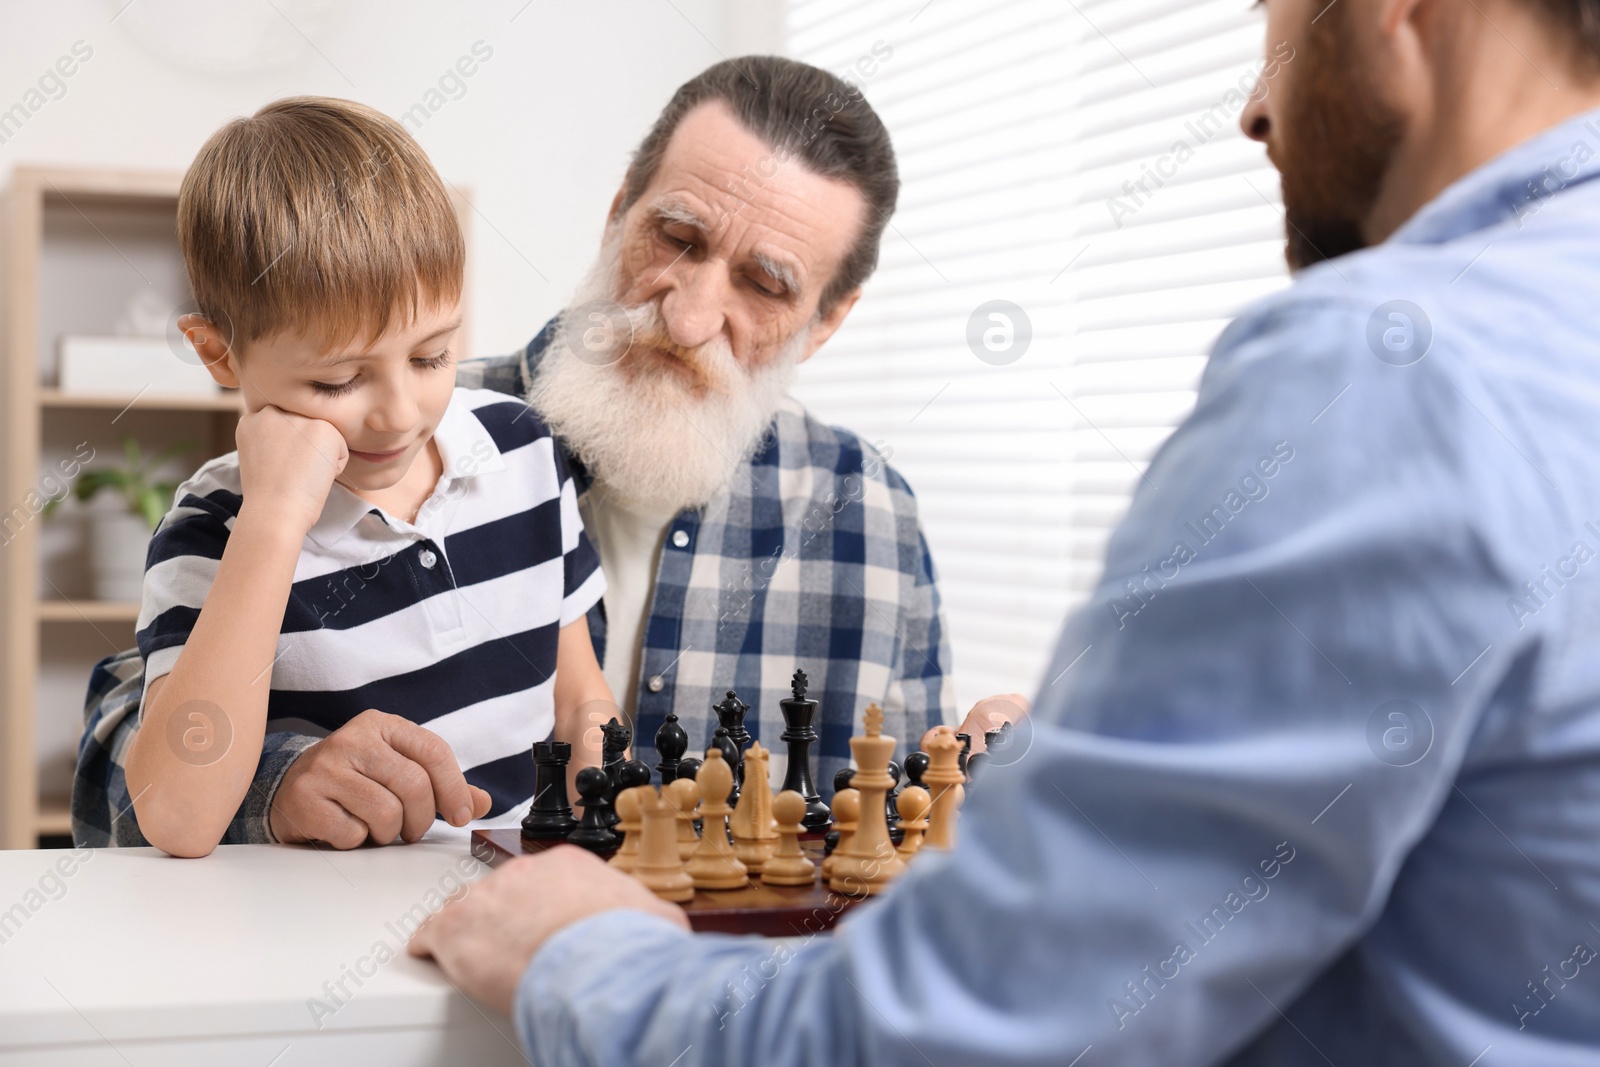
[785,0,1291,711]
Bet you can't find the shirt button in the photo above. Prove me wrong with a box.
[647,675,665,693]
[672,530,690,549]
[419,548,438,569]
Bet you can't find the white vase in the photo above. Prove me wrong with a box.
[88,510,153,602]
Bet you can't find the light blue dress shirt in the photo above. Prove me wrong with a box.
[515,108,1600,1066]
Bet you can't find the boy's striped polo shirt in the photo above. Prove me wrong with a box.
[134,387,605,827]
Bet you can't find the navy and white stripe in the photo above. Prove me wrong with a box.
[133,387,603,826]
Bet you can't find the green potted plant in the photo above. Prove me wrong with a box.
[44,438,196,601]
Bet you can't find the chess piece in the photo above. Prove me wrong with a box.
[885,759,904,846]
[633,788,695,903]
[824,767,855,855]
[895,785,931,863]
[566,767,619,853]
[677,756,702,782]
[955,732,972,776]
[713,690,753,790]
[984,721,1007,750]
[829,703,906,896]
[778,669,831,831]
[711,727,741,807]
[922,726,964,850]
[655,712,688,784]
[965,751,987,782]
[684,747,748,890]
[607,759,652,830]
[521,740,578,840]
[608,786,646,873]
[762,791,817,886]
[730,741,779,874]
[903,751,930,795]
[820,788,859,882]
[665,777,701,861]
[618,758,652,790]
[601,718,632,785]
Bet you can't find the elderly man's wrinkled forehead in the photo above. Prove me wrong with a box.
[624,101,866,303]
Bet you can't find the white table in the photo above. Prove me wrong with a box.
[0,834,531,1066]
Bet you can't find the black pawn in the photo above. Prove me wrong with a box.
[521,740,578,840]
[886,759,904,846]
[618,758,653,791]
[713,690,753,791]
[824,767,855,855]
[606,759,652,829]
[779,668,830,832]
[903,751,930,794]
[566,767,618,854]
[711,727,741,806]
[655,712,688,784]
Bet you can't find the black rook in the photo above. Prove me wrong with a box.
[521,740,578,840]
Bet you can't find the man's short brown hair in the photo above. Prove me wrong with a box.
[178,95,463,351]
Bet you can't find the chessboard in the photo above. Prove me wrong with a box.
[470,829,864,937]
[473,670,992,938]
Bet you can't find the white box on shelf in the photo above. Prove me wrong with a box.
[57,335,220,396]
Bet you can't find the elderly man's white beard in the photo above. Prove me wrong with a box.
[528,234,811,514]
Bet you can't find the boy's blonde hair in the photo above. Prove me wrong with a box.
[178,96,463,351]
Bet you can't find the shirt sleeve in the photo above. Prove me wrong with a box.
[75,644,320,846]
[552,436,606,627]
[511,292,1540,1065]
[134,484,237,713]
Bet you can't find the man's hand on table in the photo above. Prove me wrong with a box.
[407,846,691,1013]
[924,693,1031,754]
[269,709,492,847]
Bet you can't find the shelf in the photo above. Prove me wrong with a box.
[40,388,242,412]
[38,600,141,623]
[36,801,72,838]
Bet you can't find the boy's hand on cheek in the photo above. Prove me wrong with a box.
[236,404,349,535]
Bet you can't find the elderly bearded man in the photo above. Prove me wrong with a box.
[72,57,1024,847]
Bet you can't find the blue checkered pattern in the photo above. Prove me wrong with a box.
[73,316,954,846]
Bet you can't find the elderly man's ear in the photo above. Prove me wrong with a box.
[801,287,861,363]
[177,312,243,389]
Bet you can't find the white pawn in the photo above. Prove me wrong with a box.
[761,791,817,887]
[685,747,749,890]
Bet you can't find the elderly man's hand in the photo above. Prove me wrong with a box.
[923,693,1031,754]
[407,845,691,1013]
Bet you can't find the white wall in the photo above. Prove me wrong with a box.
[0,0,784,358]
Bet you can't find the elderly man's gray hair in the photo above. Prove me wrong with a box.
[619,55,900,317]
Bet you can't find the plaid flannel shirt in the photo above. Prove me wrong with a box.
[73,316,954,846]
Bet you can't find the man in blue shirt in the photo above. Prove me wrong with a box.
[409,0,1600,1062]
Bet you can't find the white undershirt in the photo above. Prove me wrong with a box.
[577,485,678,718]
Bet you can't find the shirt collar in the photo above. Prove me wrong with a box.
[304,387,508,549]
[1391,105,1600,246]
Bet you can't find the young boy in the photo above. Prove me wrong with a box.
[125,96,612,857]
